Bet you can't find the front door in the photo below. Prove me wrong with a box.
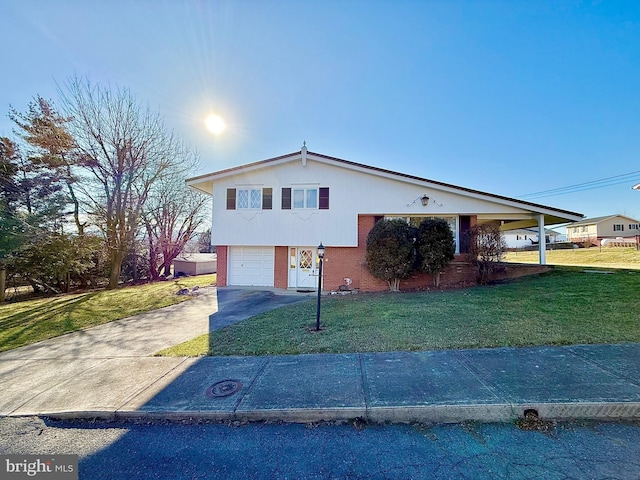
[295,248,317,289]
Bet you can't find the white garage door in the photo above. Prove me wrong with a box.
[228,246,275,286]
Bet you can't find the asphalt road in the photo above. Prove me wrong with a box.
[1,417,639,479]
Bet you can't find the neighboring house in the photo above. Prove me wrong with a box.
[173,253,217,276]
[566,215,640,245]
[187,147,583,292]
[503,228,560,249]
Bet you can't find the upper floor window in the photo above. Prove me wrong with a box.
[226,188,272,210]
[238,189,261,209]
[293,188,317,209]
[629,224,639,230]
[613,224,624,232]
[282,187,329,210]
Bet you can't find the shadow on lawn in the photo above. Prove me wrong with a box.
[0,293,98,352]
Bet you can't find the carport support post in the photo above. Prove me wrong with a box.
[538,214,546,265]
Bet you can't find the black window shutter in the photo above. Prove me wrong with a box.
[281,187,291,209]
[262,188,273,210]
[226,188,236,210]
[319,187,330,210]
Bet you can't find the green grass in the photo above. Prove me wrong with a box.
[504,247,640,269]
[159,268,640,357]
[0,274,216,353]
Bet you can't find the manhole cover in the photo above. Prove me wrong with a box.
[206,380,243,398]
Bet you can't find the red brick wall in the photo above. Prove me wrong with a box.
[274,246,289,289]
[493,263,550,280]
[321,215,480,292]
[216,245,227,286]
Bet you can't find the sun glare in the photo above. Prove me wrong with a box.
[204,114,226,134]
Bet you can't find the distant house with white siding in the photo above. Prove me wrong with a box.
[566,215,640,246]
[503,228,560,249]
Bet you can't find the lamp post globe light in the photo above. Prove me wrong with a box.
[315,242,325,331]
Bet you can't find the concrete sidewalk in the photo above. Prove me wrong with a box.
[2,344,640,424]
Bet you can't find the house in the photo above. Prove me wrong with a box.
[187,147,583,292]
[503,228,561,249]
[173,253,217,276]
[566,215,640,246]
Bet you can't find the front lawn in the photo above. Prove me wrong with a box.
[504,247,640,269]
[0,274,216,353]
[159,269,640,356]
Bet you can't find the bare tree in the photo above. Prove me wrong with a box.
[465,223,507,284]
[61,77,192,288]
[143,171,208,279]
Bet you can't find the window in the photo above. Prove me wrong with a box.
[581,226,588,233]
[293,188,317,209]
[226,188,272,210]
[386,215,458,249]
[629,224,639,230]
[237,189,261,209]
[282,187,329,210]
[613,224,624,232]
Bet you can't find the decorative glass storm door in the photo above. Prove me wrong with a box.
[296,248,317,289]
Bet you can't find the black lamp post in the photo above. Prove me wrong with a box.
[315,242,325,331]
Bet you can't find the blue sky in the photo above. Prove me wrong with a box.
[2,0,640,224]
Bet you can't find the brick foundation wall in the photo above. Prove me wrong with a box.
[216,245,227,286]
[492,263,550,280]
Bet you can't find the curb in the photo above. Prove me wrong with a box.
[21,401,640,425]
